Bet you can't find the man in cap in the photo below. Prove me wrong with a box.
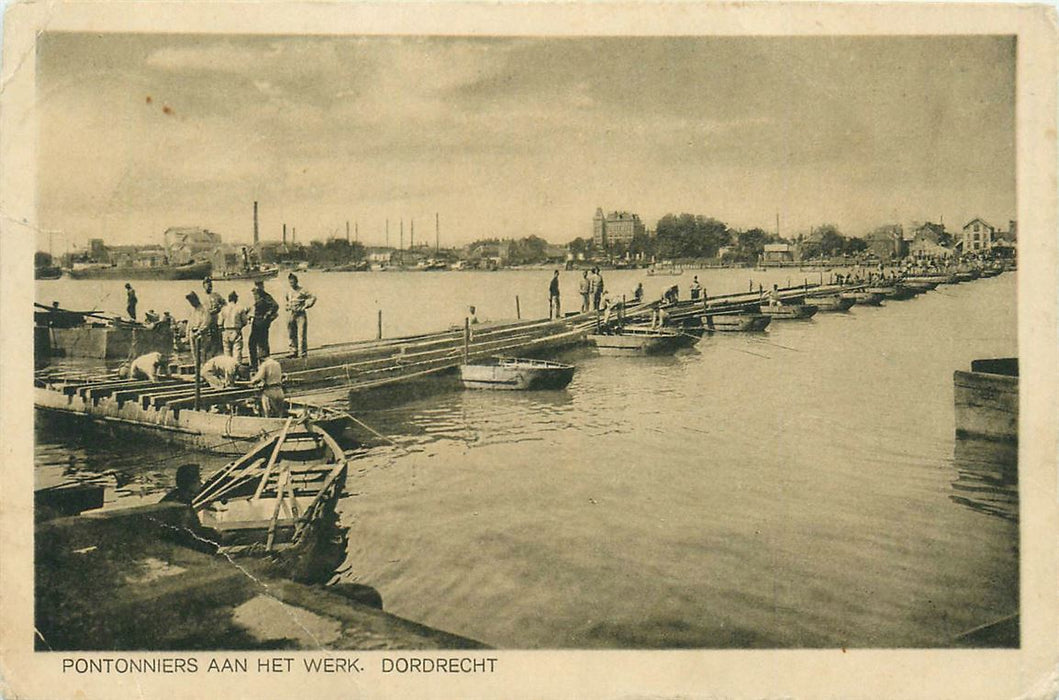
[118,351,167,382]
[201,277,225,357]
[201,353,242,389]
[249,350,285,417]
[248,280,279,369]
[284,273,316,358]
[185,291,211,362]
[124,283,137,321]
[219,290,248,361]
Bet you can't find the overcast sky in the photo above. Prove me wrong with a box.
[37,33,1015,249]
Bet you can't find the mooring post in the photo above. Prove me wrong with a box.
[463,318,470,363]
[515,295,521,320]
[377,309,382,340]
[193,337,201,411]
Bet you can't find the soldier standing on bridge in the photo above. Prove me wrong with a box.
[248,280,279,370]
[201,277,225,357]
[285,273,317,358]
[125,283,137,321]
[548,270,561,319]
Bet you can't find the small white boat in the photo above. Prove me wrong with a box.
[589,326,696,356]
[459,357,575,390]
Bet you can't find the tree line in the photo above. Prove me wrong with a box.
[570,214,873,263]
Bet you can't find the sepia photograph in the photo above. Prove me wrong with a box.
[2,2,1056,699]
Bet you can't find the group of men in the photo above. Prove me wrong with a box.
[119,273,317,418]
[575,268,606,312]
[545,268,606,320]
[183,273,316,362]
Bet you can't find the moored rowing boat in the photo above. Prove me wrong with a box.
[842,291,883,306]
[459,357,575,390]
[759,303,818,319]
[192,419,349,555]
[589,326,696,356]
[700,312,772,332]
[807,294,856,312]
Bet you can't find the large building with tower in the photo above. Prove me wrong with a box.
[593,208,646,248]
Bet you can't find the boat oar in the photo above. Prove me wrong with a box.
[253,415,294,500]
[264,464,291,552]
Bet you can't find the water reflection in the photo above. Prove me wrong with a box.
[950,437,1018,522]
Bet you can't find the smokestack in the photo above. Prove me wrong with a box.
[346,221,350,243]
[435,212,439,252]
[400,218,404,250]
[253,201,259,245]
[386,219,389,247]
[292,227,296,244]
[355,221,359,242]
[283,223,287,245]
[410,219,414,249]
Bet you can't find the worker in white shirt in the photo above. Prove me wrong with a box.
[219,290,248,362]
[249,352,285,417]
[118,351,167,381]
[201,354,241,390]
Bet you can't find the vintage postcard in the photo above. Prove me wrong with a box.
[2,2,1056,698]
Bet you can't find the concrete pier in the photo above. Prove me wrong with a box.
[36,503,486,651]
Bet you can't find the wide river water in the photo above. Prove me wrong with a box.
[35,268,1018,648]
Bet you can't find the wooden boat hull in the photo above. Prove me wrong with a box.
[459,358,575,390]
[34,382,351,455]
[589,330,694,355]
[954,359,1018,442]
[213,268,280,282]
[759,304,818,319]
[35,266,63,280]
[842,291,883,306]
[903,275,944,287]
[700,313,771,332]
[194,422,349,557]
[67,261,212,280]
[38,323,174,360]
[808,295,856,312]
[902,280,939,292]
[868,284,917,301]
